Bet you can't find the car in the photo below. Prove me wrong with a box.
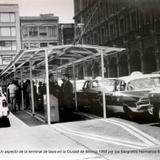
[148,90,160,120]
[74,77,117,116]
[0,87,10,127]
[74,72,160,119]
[106,72,160,119]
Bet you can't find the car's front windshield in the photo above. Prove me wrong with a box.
[128,77,160,90]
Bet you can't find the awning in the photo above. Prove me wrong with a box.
[0,44,125,77]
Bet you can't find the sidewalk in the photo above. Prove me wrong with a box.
[12,110,45,127]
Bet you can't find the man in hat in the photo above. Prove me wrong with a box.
[61,73,73,121]
[49,74,60,98]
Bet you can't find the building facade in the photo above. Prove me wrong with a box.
[74,0,160,78]
[0,4,21,69]
[20,14,59,50]
[59,23,74,45]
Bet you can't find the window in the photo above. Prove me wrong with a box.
[92,81,99,88]
[109,23,114,39]
[0,13,10,22]
[1,27,10,36]
[0,13,15,22]
[131,12,136,31]
[48,26,57,37]
[49,42,57,46]
[40,43,47,47]
[39,26,47,36]
[83,81,90,89]
[10,13,15,22]
[11,27,16,36]
[2,56,12,65]
[22,26,28,37]
[3,41,11,50]
[0,27,16,36]
[23,43,29,50]
[30,43,39,48]
[119,18,125,34]
[12,41,16,50]
[0,41,16,51]
[29,26,38,37]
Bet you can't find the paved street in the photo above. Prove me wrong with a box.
[0,112,160,160]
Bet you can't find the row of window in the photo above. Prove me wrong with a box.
[0,41,17,51]
[23,42,57,49]
[22,26,58,38]
[0,55,12,65]
[0,27,16,37]
[0,13,15,23]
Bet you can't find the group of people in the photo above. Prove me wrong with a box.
[49,73,73,121]
[6,73,74,121]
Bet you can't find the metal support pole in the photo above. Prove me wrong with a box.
[20,69,24,110]
[100,49,107,118]
[72,62,78,111]
[56,69,58,81]
[13,65,16,79]
[83,62,85,79]
[29,61,35,115]
[45,49,51,125]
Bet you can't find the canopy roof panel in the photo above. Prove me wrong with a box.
[0,44,125,77]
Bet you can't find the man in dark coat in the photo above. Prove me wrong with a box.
[49,74,60,98]
[61,73,73,121]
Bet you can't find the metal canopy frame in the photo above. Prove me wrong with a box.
[0,44,125,124]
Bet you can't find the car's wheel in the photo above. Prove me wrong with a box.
[123,106,135,120]
[0,117,10,127]
[153,106,160,121]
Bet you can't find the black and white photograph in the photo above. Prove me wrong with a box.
[0,0,160,159]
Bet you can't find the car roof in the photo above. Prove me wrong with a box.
[84,78,117,82]
[118,73,160,83]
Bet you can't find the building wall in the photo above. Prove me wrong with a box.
[59,23,74,45]
[74,0,160,78]
[20,14,59,50]
[0,4,21,69]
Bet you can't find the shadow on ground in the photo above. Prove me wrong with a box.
[13,111,44,127]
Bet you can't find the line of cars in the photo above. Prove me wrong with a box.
[74,72,160,121]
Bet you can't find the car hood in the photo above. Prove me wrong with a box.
[114,90,152,99]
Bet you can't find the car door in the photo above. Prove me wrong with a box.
[106,80,126,113]
[87,80,100,105]
[76,80,91,107]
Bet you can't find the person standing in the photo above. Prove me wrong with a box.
[7,80,18,111]
[49,74,60,98]
[61,73,73,121]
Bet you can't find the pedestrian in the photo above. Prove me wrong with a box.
[49,74,60,98]
[25,80,31,110]
[61,73,73,121]
[7,79,18,111]
[15,80,21,111]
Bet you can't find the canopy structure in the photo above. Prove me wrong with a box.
[0,44,125,124]
[1,44,125,77]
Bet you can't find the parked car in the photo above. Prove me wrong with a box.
[74,78,117,116]
[73,72,160,119]
[148,90,160,120]
[0,87,10,127]
[106,72,160,119]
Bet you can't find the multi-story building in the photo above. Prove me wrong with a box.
[74,0,160,78]
[0,4,21,70]
[59,23,74,45]
[20,14,59,50]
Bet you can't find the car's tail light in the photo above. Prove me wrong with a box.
[2,100,7,107]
